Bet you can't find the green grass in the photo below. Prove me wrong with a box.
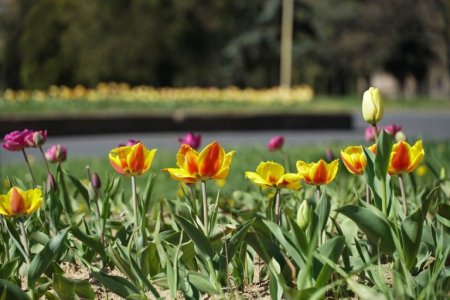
[2,141,448,200]
[1,95,449,117]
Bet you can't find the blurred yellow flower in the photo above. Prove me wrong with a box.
[0,187,42,217]
[245,161,302,190]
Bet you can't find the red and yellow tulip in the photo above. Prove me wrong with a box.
[388,140,424,175]
[0,187,42,217]
[163,141,235,183]
[340,144,376,175]
[296,159,339,186]
[245,161,302,190]
[109,142,157,176]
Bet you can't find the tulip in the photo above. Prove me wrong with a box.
[296,159,339,186]
[365,126,380,142]
[340,144,376,175]
[362,87,384,125]
[0,187,42,217]
[118,139,140,147]
[163,141,234,234]
[267,135,284,152]
[46,172,58,193]
[45,145,68,163]
[163,141,235,183]
[24,130,47,147]
[325,148,335,162]
[245,161,301,190]
[109,142,156,176]
[384,124,402,137]
[2,129,32,151]
[388,140,424,175]
[179,132,202,150]
[296,200,311,230]
[91,172,102,190]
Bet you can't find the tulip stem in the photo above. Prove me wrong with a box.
[366,184,371,204]
[131,176,139,230]
[281,149,290,172]
[21,149,37,188]
[201,181,208,236]
[372,124,379,144]
[274,189,281,225]
[399,175,408,215]
[19,218,30,265]
[316,186,321,203]
[188,184,197,212]
[38,146,51,175]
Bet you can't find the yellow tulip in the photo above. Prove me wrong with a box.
[245,161,302,190]
[109,142,157,176]
[0,187,42,217]
[163,141,235,183]
[388,140,424,175]
[340,144,376,175]
[362,87,384,125]
[296,159,339,186]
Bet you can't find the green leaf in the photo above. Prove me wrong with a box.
[0,279,30,300]
[245,232,283,265]
[4,219,28,262]
[71,226,107,261]
[187,271,218,294]
[314,236,345,288]
[65,172,90,207]
[176,216,213,259]
[315,192,330,236]
[92,271,140,299]
[219,219,254,274]
[347,279,387,300]
[53,273,96,300]
[28,227,70,287]
[374,130,393,179]
[336,205,395,254]
[57,165,73,214]
[263,219,305,268]
[0,259,19,279]
[401,188,435,270]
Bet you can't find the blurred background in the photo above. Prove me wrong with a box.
[0,0,449,98]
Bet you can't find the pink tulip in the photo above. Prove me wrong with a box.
[267,135,284,152]
[364,126,380,142]
[179,132,202,150]
[2,129,32,151]
[118,139,140,147]
[325,148,335,162]
[24,130,47,147]
[384,124,402,136]
[45,145,68,163]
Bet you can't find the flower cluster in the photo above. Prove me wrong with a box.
[2,84,314,104]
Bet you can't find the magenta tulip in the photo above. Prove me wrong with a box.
[267,135,284,152]
[178,132,202,150]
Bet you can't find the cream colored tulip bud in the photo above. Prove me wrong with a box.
[296,200,310,230]
[395,131,406,142]
[362,87,384,125]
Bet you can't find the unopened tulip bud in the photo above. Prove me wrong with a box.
[25,130,47,147]
[296,200,311,230]
[46,172,57,193]
[362,87,384,125]
[440,167,447,181]
[325,148,335,162]
[91,172,102,190]
[267,135,284,152]
[395,131,406,142]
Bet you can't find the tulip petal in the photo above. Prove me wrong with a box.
[198,142,224,178]
[163,168,198,184]
[0,195,12,216]
[176,145,199,175]
[327,160,339,183]
[257,161,284,183]
[128,143,146,174]
[245,171,272,187]
[24,189,43,215]
[406,140,424,173]
[389,141,411,175]
[311,160,328,185]
[277,173,302,190]
[214,151,235,180]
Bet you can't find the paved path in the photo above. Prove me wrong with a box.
[1,111,449,164]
